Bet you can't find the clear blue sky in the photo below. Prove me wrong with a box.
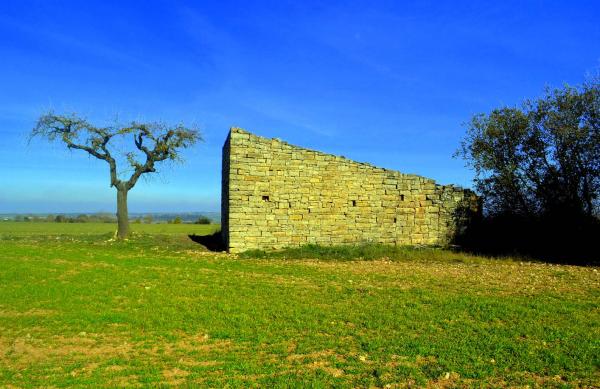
[1,1,599,213]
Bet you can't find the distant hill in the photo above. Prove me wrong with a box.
[129,212,221,223]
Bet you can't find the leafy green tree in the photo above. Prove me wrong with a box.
[76,214,89,223]
[194,216,211,224]
[457,80,600,220]
[31,113,200,239]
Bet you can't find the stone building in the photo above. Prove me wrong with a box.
[221,128,477,253]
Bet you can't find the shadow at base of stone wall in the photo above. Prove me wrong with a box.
[188,232,226,252]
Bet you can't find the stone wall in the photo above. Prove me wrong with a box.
[222,128,478,253]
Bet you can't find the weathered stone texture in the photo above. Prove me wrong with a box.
[222,128,477,253]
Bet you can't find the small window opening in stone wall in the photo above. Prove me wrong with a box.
[394,217,397,223]
[400,194,405,201]
[352,200,356,207]
[262,195,270,202]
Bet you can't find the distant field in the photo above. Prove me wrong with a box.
[0,222,598,387]
[0,221,220,236]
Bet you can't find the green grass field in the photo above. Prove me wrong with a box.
[0,222,598,387]
[0,221,220,237]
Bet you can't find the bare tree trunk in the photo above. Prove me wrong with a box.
[116,185,129,239]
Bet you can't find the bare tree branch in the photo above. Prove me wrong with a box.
[124,124,200,189]
[31,113,201,191]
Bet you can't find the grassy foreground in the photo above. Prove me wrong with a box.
[0,223,598,387]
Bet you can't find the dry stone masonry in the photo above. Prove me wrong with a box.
[222,128,478,253]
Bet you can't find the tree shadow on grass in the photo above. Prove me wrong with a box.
[188,231,226,252]
[453,212,600,266]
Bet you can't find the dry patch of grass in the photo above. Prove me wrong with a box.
[3,334,132,369]
[0,330,238,382]
[162,367,190,386]
[0,308,56,318]
[301,259,599,297]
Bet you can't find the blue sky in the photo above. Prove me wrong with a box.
[1,1,599,213]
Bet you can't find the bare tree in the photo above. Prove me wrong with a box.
[31,113,200,239]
